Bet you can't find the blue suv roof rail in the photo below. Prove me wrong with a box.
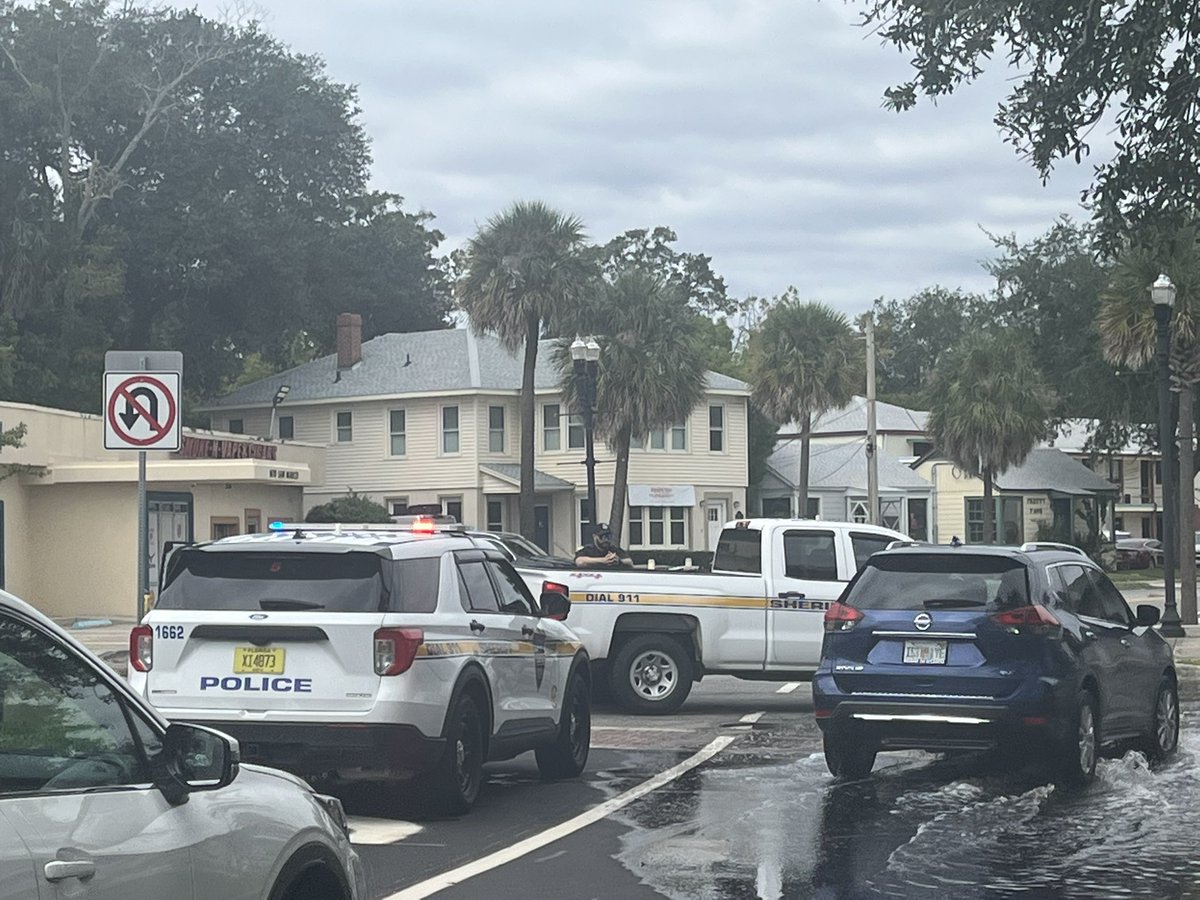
[885,540,927,550]
[1019,541,1086,556]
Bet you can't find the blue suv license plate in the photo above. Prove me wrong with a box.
[903,639,947,665]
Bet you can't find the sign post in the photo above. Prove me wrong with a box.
[104,351,183,622]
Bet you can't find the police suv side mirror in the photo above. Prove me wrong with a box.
[540,591,571,621]
[154,722,240,805]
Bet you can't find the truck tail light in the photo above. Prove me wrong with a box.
[374,628,424,676]
[990,604,1062,637]
[823,602,863,632]
[542,580,570,596]
[130,625,153,672]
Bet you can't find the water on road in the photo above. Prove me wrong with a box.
[614,713,1200,899]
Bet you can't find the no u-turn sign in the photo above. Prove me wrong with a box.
[104,371,181,451]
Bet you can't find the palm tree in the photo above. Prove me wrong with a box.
[457,201,590,540]
[1097,225,1200,624]
[747,296,862,516]
[925,330,1055,543]
[558,270,707,541]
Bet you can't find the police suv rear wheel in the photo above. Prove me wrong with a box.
[610,633,693,715]
[427,693,484,815]
[536,672,591,779]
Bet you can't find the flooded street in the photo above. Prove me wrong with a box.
[614,712,1200,899]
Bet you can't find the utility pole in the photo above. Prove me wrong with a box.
[865,314,879,525]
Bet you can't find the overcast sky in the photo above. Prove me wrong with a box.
[196,0,1105,317]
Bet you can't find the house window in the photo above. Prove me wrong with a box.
[388,498,409,517]
[210,517,239,540]
[579,497,593,526]
[487,500,504,532]
[568,411,585,449]
[441,496,463,523]
[805,497,820,518]
[278,415,294,440]
[627,507,688,547]
[335,411,352,443]
[488,405,505,453]
[649,429,665,450]
[389,409,406,456]
[709,405,724,452]
[910,440,933,458]
[442,406,459,454]
[670,507,686,544]
[966,497,1024,544]
[228,418,244,434]
[543,404,561,451]
[761,497,792,518]
[671,421,687,451]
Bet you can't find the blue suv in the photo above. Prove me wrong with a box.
[813,542,1179,784]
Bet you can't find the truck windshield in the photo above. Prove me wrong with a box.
[157,550,440,613]
[845,554,1029,611]
[713,528,762,574]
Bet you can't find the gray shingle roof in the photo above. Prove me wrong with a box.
[481,464,575,491]
[766,440,932,492]
[778,397,929,437]
[202,329,749,409]
[995,448,1120,495]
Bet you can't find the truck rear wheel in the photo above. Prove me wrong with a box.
[610,633,693,715]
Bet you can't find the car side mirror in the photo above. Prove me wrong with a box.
[154,722,240,805]
[540,591,571,621]
[1135,604,1161,627]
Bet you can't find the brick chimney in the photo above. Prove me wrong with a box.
[336,313,362,369]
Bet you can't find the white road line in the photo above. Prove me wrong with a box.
[383,734,737,900]
[591,725,691,733]
[347,817,424,846]
[777,682,801,694]
[739,711,765,724]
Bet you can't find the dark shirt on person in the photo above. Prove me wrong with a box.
[574,543,630,566]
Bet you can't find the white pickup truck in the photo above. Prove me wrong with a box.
[518,519,910,714]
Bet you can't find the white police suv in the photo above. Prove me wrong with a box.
[127,520,592,814]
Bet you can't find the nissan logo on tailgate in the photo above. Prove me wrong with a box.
[913,612,932,631]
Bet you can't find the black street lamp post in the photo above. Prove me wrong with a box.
[571,336,601,544]
[1153,273,1186,637]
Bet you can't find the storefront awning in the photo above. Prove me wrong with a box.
[628,484,696,507]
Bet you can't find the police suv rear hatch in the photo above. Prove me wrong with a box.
[143,545,437,714]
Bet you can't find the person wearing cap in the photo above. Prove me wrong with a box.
[574,523,634,568]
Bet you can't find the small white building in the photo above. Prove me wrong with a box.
[200,317,751,559]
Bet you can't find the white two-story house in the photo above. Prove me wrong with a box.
[201,315,750,559]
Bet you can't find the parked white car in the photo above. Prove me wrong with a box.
[0,589,364,900]
[518,519,909,714]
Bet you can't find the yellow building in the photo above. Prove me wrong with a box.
[0,401,323,621]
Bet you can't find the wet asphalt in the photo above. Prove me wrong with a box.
[336,676,1200,900]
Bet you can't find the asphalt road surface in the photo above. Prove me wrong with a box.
[331,677,1200,899]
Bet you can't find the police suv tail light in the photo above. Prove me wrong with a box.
[542,580,569,596]
[823,602,863,632]
[130,625,153,672]
[374,628,423,676]
[990,604,1062,637]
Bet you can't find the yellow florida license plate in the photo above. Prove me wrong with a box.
[233,646,285,674]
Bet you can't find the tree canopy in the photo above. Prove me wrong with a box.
[0,0,450,412]
[859,0,1200,242]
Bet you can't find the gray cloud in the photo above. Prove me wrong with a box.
[203,0,1105,314]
